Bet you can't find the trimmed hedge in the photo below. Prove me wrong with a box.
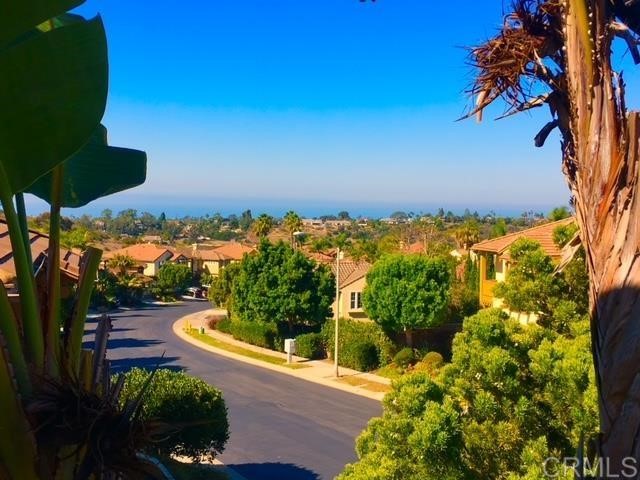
[322,319,395,372]
[295,332,326,359]
[216,317,233,334]
[206,314,228,330]
[229,319,282,350]
[119,368,229,461]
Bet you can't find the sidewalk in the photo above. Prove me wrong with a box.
[173,309,391,401]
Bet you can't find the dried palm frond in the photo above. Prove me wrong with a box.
[462,0,565,121]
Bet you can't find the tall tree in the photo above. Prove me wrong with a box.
[252,213,274,239]
[363,255,451,346]
[453,219,480,250]
[283,210,303,247]
[468,0,640,470]
[231,240,334,334]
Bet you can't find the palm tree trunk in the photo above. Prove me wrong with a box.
[565,2,640,472]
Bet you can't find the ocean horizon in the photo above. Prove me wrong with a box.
[20,193,568,220]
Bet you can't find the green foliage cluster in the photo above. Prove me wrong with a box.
[449,255,480,321]
[363,255,451,344]
[393,348,416,369]
[494,238,589,330]
[413,351,444,375]
[295,332,326,359]
[207,262,240,309]
[322,319,395,371]
[119,369,229,461]
[339,309,597,479]
[150,263,192,302]
[232,240,334,333]
[215,316,233,334]
[225,319,282,350]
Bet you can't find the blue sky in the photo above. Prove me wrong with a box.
[28,1,640,217]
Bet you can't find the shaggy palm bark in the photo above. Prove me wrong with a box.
[468,0,640,476]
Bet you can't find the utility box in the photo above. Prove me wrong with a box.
[284,338,297,355]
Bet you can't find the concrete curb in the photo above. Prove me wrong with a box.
[172,313,387,401]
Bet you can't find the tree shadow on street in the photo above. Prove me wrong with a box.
[226,462,321,480]
[109,355,183,373]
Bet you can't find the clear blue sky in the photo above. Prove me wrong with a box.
[28,1,640,218]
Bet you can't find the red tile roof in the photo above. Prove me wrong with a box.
[212,243,255,261]
[104,243,173,263]
[0,220,81,283]
[471,218,575,260]
[330,260,371,287]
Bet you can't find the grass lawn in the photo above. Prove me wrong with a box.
[374,363,405,380]
[337,375,392,394]
[186,329,309,370]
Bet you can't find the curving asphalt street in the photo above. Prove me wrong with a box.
[85,300,381,480]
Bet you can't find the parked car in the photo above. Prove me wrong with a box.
[185,287,204,298]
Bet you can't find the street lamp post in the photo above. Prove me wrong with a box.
[334,247,341,377]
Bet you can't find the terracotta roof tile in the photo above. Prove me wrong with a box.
[104,243,173,263]
[212,243,255,261]
[0,220,81,282]
[471,218,575,259]
[330,260,371,287]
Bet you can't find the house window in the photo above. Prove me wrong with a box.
[350,292,362,310]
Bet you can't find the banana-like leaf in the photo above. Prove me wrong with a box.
[26,126,147,208]
[0,0,84,47]
[0,333,39,479]
[0,16,108,197]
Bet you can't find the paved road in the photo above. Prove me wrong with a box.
[86,300,381,480]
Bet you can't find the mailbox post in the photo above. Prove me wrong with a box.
[284,338,297,364]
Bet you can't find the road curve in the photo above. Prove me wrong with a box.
[86,300,381,480]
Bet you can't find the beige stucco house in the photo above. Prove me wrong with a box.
[105,243,174,277]
[330,260,371,321]
[470,217,575,322]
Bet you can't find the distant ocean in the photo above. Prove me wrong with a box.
[22,193,564,220]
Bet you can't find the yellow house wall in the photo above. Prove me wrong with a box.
[332,276,371,322]
[142,251,173,277]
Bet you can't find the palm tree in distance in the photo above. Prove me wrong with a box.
[283,210,303,247]
[252,213,275,239]
[466,0,640,472]
[108,253,135,278]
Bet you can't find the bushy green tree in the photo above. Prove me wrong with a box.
[494,238,558,316]
[339,309,597,480]
[232,240,334,334]
[548,206,571,221]
[494,238,589,331]
[208,262,241,310]
[363,255,451,346]
[151,263,192,301]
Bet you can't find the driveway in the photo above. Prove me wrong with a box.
[85,300,381,480]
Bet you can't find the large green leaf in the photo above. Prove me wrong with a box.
[26,126,147,208]
[0,0,84,46]
[0,16,108,196]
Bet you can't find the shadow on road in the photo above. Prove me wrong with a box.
[228,462,321,480]
[110,355,183,373]
[83,338,164,350]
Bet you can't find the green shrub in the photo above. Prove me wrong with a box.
[206,314,228,331]
[351,341,380,371]
[414,351,444,375]
[230,320,281,350]
[322,318,395,371]
[216,317,233,334]
[296,332,326,359]
[119,368,229,461]
[393,348,416,369]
